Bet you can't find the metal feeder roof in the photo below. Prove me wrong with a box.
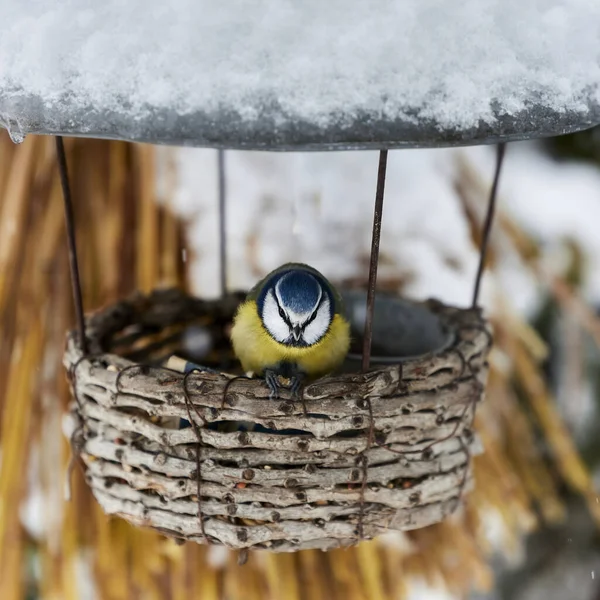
[1,1,599,150]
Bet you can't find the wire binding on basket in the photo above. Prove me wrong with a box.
[63,287,491,552]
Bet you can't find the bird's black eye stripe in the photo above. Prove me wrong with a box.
[274,298,292,326]
[304,295,328,327]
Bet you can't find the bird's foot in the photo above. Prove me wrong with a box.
[289,373,305,400]
[264,369,282,399]
[264,368,305,401]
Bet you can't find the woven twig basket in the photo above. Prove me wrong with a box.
[64,288,490,552]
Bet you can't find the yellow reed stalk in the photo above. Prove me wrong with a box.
[2,527,24,600]
[223,552,246,600]
[380,547,408,600]
[0,317,45,595]
[513,343,600,525]
[355,540,390,600]
[93,505,114,599]
[244,554,269,600]
[194,546,220,600]
[298,549,332,600]
[136,144,159,292]
[489,369,566,524]
[0,133,16,200]
[104,520,132,600]
[131,528,163,600]
[165,540,187,600]
[0,137,37,338]
[158,150,180,288]
[328,549,367,600]
[104,142,128,299]
[474,418,533,528]
[500,210,600,352]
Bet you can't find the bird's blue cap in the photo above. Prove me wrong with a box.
[257,267,333,319]
[275,271,321,314]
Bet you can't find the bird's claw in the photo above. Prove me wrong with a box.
[264,369,305,400]
[289,374,305,400]
[264,370,281,399]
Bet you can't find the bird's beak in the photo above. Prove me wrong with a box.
[292,325,302,342]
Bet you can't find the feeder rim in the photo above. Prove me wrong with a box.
[3,104,599,150]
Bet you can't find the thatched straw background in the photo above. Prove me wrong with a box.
[0,132,599,599]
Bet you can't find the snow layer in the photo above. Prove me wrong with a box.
[1,0,599,132]
[163,140,600,317]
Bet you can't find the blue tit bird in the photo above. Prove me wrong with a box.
[230,263,351,398]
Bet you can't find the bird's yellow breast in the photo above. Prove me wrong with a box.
[230,300,351,379]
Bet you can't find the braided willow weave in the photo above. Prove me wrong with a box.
[64,288,490,552]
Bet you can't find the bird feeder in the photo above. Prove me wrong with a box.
[4,1,599,553]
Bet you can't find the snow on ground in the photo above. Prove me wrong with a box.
[161,141,600,318]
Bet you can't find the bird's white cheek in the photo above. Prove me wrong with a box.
[303,303,331,345]
[262,292,290,343]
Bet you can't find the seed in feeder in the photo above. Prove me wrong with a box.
[242,469,255,481]
[235,482,246,489]
[122,463,133,473]
[263,465,272,470]
[401,480,414,489]
[107,365,118,372]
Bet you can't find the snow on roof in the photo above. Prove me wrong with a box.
[1,1,599,148]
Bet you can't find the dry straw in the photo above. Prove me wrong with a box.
[0,133,599,599]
